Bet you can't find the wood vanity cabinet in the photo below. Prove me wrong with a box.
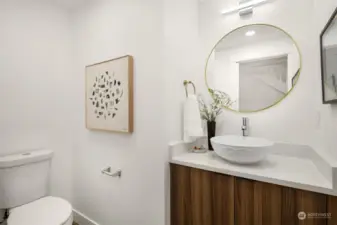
[171,164,234,225]
[170,164,337,225]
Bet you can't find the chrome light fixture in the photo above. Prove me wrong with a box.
[221,0,270,16]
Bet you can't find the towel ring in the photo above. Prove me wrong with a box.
[183,80,196,97]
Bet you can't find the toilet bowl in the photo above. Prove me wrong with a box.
[7,196,73,225]
[0,150,72,225]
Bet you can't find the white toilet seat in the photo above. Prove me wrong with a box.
[7,196,73,225]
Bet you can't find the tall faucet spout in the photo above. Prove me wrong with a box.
[242,117,248,136]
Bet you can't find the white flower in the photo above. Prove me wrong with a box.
[198,89,235,122]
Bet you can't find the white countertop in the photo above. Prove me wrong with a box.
[170,149,337,196]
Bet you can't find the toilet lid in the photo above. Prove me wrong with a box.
[8,196,72,225]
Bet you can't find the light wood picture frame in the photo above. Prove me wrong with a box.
[85,55,133,133]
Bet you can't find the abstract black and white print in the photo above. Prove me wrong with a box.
[89,71,124,120]
[85,55,133,133]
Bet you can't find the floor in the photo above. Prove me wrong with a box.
[0,220,79,225]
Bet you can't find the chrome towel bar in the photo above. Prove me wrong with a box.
[101,167,122,178]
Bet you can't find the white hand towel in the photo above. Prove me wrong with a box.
[183,95,204,143]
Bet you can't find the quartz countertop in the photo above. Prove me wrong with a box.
[169,142,337,196]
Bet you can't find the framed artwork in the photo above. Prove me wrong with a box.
[85,55,133,133]
[320,7,337,104]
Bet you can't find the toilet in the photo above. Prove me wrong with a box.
[0,149,73,225]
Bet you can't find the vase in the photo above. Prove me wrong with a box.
[207,121,216,151]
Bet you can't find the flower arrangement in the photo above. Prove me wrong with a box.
[198,89,235,122]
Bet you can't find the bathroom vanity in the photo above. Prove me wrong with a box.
[171,164,336,225]
[171,6,337,225]
[169,141,337,225]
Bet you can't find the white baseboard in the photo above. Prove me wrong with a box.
[73,209,100,225]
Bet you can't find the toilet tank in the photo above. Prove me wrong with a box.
[0,149,53,209]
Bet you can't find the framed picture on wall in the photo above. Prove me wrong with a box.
[320,7,337,104]
[85,55,133,133]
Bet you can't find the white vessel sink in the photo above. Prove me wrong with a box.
[211,135,274,164]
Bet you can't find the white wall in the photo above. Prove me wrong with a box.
[313,0,337,162]
[0,1,167,225]
[164,0,337,162]
[163,0,203,142]
[162,1,202,224]
[71,1,166,225]
[197,0,319,146]
[0,0,74,202]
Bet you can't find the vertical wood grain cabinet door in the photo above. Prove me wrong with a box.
[235,177,255,225]
[189,167,235,225]
[282,187,327,225]
[190,168,213,225]
[254,181,282,225]
[282,187,297,225]
[171,165,235,225]
[235,177,283,225]
[170,164,192,225]
[295,189,327,225]
[235,178,328,225]
[328,196,337,225]
[212,172,235,225]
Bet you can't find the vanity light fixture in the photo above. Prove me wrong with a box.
[221,0,270,16]
[245,30,256,36]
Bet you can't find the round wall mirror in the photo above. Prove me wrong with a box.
[205,24,301,113]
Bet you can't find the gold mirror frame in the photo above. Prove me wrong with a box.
[204,24,302,113]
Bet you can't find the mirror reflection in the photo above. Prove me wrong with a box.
[321,10,337,103]
[206,24,301,112]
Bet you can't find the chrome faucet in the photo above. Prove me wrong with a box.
[242,117,248,136]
